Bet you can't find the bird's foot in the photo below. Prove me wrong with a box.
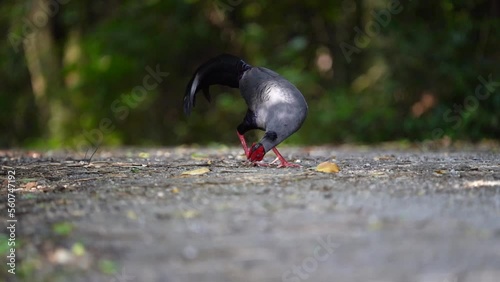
[243,147,300,168]
[272,147,301,168]
[247,158,299,168]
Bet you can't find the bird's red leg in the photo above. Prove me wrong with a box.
[272,147,300,168]
[237,131,249,157]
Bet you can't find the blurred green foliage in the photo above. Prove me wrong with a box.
[0,0,498,149]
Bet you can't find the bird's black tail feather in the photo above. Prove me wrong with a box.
[184,54,251,115]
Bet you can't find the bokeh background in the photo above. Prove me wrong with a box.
[0,0,499,150]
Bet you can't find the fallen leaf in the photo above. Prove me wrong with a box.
[52,222,74,236]
[25,182,37,189]
[191,153,209,160]
[126,210,138,220]
[180,209,200,219]
[71,242,86,256]
[138,152,150,158]
[369,219,383,230]
[181,167,210,176]
[316,162,340,173]
[98,259,118,275]
[171,187,179,193]
[434,169,447,175]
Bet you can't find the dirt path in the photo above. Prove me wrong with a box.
[1,146,500,282]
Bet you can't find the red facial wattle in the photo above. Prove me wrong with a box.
[249,144,265,162]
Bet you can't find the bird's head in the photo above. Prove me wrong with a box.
[249,143,265,162]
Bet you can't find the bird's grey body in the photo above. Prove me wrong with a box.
[239,67,308,153]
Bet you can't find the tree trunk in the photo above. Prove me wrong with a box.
[23,0,69,143]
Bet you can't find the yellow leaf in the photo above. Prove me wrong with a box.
[25,181,37,189]
[191,153,209,160]
[126,210,137,220]
[138,152,150,158]
[71,242,86,256]
[171,187,179,193]
[181,209,199,219]
[434,169,447,175]
[316,162,340,173]
[181,167,210,176]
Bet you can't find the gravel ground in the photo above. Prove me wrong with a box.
[1,146,500,282]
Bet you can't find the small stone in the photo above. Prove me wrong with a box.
[52,248,73,265]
